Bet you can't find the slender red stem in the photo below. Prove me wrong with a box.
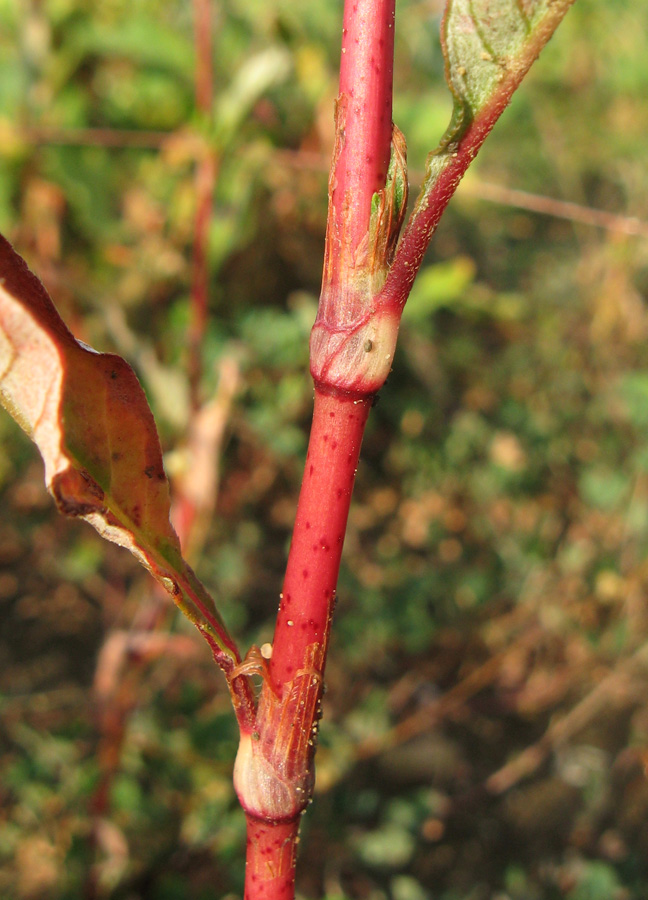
[236,389,372,897]
[237,1,395,896]
[380,1,578,311]
[379,92,508,309]
[269,389,371,693]
[194,0,214,115]
[243,816,300,900]
[323,0,395,298]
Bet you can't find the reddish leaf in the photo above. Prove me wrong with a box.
[0,234,239,670]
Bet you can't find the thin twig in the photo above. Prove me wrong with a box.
[21,126,169,148]
[353,622,545,762]
[16,128,648,239]
[486,640,648,795]
[459,179,648,239]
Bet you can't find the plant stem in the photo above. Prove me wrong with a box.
[320,0,395,316]
[381,0,578,310]
[332,0,394,244]
[233,390,372,826]
[236,1,395,895]
[269,389,372,693]
[243,816,300,900]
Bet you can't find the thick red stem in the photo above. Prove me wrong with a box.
[243,816,300,900]
[238,0,394,894]
[269,389,371,693]
[324,0,395,293]
[233,393,371,834]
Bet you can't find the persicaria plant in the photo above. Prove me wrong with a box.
[0,1,576,897]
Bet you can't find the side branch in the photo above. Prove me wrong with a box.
[381,0,577,308]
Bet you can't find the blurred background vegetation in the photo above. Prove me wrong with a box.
[1,0,648,898]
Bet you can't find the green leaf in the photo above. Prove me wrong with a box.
[0,234,239,671]
[385,0,576,305]
[439,0,577,152]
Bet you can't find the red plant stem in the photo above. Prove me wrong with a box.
[236,389,371,899]
[194,0,214,115]
[269,389,372,693]
[238,2,394,896]
[379,105,501,309]
[325,0,395,289]
[189,155,216,383]
[244,817,300,900]
[189,0,217,404]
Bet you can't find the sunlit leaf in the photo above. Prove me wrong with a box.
[0,234,239,670]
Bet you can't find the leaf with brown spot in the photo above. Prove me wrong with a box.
[0,234,239,671]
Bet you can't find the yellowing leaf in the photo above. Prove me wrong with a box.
[0,234,240,672]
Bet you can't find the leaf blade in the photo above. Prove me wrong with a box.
[0,234,239,669]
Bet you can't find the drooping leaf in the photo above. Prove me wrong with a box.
[0,234,239,671]
[383,0,576,306]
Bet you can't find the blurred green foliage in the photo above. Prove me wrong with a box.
[1,0,648,898]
